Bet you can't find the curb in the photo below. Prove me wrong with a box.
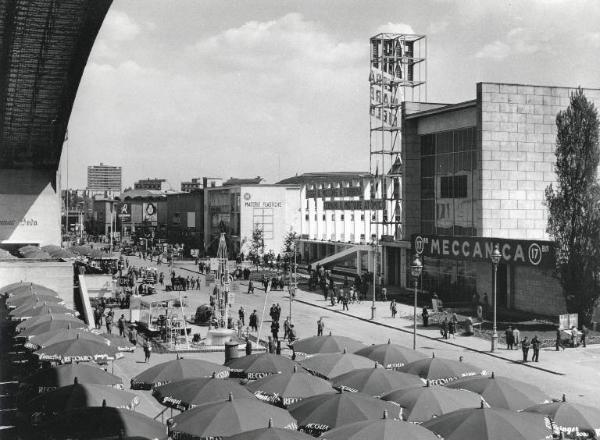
[293,297,565,376]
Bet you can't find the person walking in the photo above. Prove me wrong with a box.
[422,307,429,327]
[245,337,253,356]
[248,280,254,294]
[521,336,530,362]
[283,317,291,341]
[143,338,152,363]
[450,313,459,338]
[512,327,520,350]
[249,310,258,332]
[441,317,449,340]
[317,318,324,336]
[342,295,349,311]
[288,324,297,343]
[556,326,564,351]
[531,335,541,362]
[390,300,397,318]
[238,307,245,326]
[128,325,137,346]
[505,326,514,350]
[271,320,280,341]
[118,314,126,337]
[268,336,275,354]
[105,311,113,335]
[581,325,588,348]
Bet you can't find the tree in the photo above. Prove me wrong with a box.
[545,88,600,325]
[281,230,297,262]
[250,226,264,259]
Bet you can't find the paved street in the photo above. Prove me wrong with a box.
[110,255,600,420]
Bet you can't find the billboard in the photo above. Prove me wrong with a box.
[143,202,157,223]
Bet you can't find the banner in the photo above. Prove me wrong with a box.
[142,202,157,223]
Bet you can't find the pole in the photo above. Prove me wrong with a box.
[491,263,498,352]
[413,277,418,350]
[109,204,113,255]
[371,242,377,320]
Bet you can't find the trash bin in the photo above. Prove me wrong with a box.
[224,341,240,363]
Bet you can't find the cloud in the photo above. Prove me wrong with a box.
[427,20,449,34]
[100,10,141,42]
[475,41,511,60]
[375,22,415,35]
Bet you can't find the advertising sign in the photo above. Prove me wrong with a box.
[142,202,157,223]
[412,234,555,268]
[190,249,199,257]
[209,258,219,271]
[118,203,131,220]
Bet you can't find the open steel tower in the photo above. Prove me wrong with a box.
[369,33,426,241]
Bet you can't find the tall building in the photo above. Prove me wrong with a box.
[87,163,122,194]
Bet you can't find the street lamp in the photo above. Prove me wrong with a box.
[410,254,423,350]
[490,243,502,352]
[371,241,378,320]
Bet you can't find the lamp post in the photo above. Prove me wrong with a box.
[490,243,502,352]
[371,240,378,320]
[410,254,423,350]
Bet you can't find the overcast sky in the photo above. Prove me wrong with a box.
[60,0,600,190]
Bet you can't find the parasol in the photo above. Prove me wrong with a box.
[225,353,298,379]
[131,357,229,389]
[34,334,121,363]
[397,353,483,385]
[354,339,428,368]
[291,333,366,355]
[330,363,424,397]
[299,349,376,380]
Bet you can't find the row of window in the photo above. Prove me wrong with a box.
[309,233,368,242]
[304,213,388,222]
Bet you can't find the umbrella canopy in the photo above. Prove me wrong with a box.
[1,282,58,297]
[226,353,298,379]
[169,394,297,438]
[21,363,122,390]
[288,390,401,436]
[18,317,87,337]
[445,372,551,410]
[26,328,108,349]
[131,358,229,389]
[381,381,484,422]
[524,394,600,438]
[226,420,314,440]
[330,364,424,397]
[299,350,377,380]
[24,381,140,413]
[397,354,483,385]
[39,406,167,439]
[6,294,63,309]
[320,412,440,440]
[153,375,254,411]
[354,339,428,368]
[16,313,83,333]
[10,302,74,319]
[247,365,336,407]
[421,404,551,440]
[34,335,121,363]
[291,333,366,355]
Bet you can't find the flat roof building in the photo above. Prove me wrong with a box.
[87,163,122,194]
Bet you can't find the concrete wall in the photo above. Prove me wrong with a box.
[478,82,600,240]
[0,260,74,307]
[0,169,61,246]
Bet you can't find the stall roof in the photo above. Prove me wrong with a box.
[140,292,179,305]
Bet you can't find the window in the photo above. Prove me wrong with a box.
[314,214,317,220]
[361,214,365,221]
[350,214,355,221]
[440,175,468,198]
[253,208,274,239]
[305,214,309,221]
[341,214,345,221]
[332,214,335,221]
[322,214,326,221]
[350,233,355,242]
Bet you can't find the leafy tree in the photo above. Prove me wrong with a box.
[545,88,600,325]
[250,226,264,258]
[281,230,297,262]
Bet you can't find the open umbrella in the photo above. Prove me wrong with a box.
[524,394,600,438]
[24,379,139,413]
[226,353,298,379]
[381,381,484,422]
[16,313,83,333]
[287,389,401,436]
[331,363,423,397]
[21,363,122,391]
[291,333,366,355]
[299,349,377,380]
[26,327,108,349]
[34,335,121,363]
[6,294,63,309]
[320,411,440,440]
[354,339,428,368]
[18,317,87,337]
[153,374,254,410]
[247,365,335,407]
[421,403,551,440]
[226,419,314,440]
[445,372,551,410]
[169,394,297,438]
[131,357,229,389]
[10,302,74,319]
[39,405,167,439]
[1,282,58,297]
[397,354,483,385]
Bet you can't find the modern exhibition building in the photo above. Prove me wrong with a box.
[285,82,600,317]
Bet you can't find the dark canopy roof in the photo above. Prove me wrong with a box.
[0,0,112,169]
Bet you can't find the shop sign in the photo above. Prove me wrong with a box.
[118,203,131,220]
[243,201,283,208]
[412,234,555,268]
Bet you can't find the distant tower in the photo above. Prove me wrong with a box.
[369,33,426,240]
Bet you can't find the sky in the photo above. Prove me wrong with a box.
[60,0,600,190]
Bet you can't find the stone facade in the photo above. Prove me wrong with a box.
[478,83,600,240]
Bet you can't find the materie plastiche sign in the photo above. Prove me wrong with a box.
[412,234,555,268]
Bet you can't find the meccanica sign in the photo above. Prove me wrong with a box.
[412,234,555,268]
